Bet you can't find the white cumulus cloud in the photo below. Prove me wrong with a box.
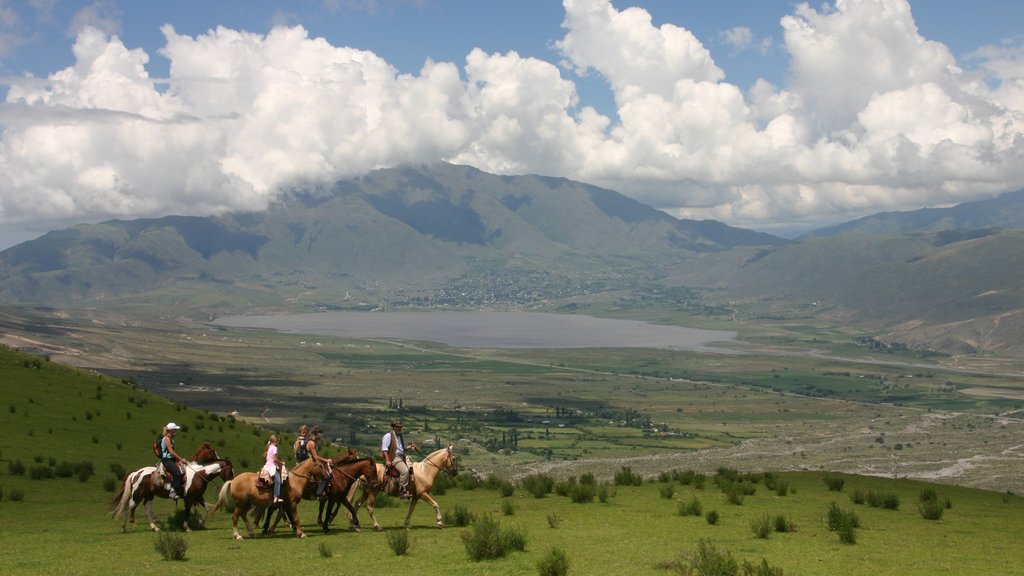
[0,0,1023,246]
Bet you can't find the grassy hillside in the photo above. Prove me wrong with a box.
[2,345,1023,575]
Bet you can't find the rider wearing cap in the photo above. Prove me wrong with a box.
[381,419,417,498]
[160,422,186,500]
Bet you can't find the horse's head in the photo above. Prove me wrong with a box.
[192,443,219,464]
[219,458,235,481]
[331,447,359,465]
[360,456,381,490]
[444,445,459,477]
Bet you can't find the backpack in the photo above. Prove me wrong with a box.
[153,436,163,459]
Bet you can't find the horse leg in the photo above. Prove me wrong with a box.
[366,491,382,531]
[419,492,444,528]
[341,497,361,532]
[181,501,192,532]
[144,498,160,532]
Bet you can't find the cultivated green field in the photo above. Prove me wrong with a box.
[2,344,1024,575]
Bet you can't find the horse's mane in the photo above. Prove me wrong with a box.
[191,443,216,460]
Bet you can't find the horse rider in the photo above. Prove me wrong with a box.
[160,422,186,500]
[301,425,331,499]
[293,424,310,463]
[381,418,417,498]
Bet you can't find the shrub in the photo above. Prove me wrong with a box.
[827,502,859,544]
[55,461,75,478]
[501,499,516,516]
[386,529,411,556]
[521,474,555,498]
[8,460,25,476]
[29,465,53,480]
[547,513,562,528]
[537,547,569,576]
[318,542,333,558]
[673,540,738,575]
[918,498,944,520]
[443,504,474,527]
[461,514,527,561]
[705,510,719,525]
[850,489,866,505]
[103,477,117,492]
[613,466,643,486]
[724,487,744,506]
[773,479,790,497]
[579,472,596,485]
[741,558,786,576]
[154,532,187,561]
[882,493,900,510]
[751,514,773,539]
[8,488,24,502]
[498,481,515,497]
[679,497,702,517]
[823,474,845,491]
[661,484,676,499]
[773,514,795,533]
[570,483,595,504]
[598,484,611,503]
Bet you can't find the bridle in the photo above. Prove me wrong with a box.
[420,447,458,476]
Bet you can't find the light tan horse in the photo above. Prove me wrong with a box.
[213,456,326,540]
[348,445,458,530]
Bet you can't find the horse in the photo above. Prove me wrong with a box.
[213,455,327,540]
[348,445,458,530]
[110,443,234,532]
[316,455,380,533]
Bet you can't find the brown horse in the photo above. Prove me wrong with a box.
[348,445,458,530]
[317,455,380,533]
[110,443,234,532]
[213,455,327,540]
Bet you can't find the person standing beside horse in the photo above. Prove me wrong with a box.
[263,434,285,504]
[159,422,186,500]
[381,419,417,499]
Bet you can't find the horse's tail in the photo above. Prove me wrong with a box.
[214,479,234,513]
[110,470,140,519]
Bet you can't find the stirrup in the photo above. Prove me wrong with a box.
[168,489,179,500]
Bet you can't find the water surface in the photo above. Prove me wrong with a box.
[214,311,737,352]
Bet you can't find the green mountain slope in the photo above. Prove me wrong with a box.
[0,163,784,311]
[802,189,1024,238]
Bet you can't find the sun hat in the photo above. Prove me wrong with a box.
[166,422,181,430]
[391,419,403,427]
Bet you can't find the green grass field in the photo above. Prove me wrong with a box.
[2,344,1024,575]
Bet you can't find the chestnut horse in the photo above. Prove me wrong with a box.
[348,445,458,530]
[213,456,327,540]
[110,443,234,532]
[317,455,380,533]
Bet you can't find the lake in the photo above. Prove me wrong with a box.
[213,311,738,352]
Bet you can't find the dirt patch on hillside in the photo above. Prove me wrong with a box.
[959,386,1024,400]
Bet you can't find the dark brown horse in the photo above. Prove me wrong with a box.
[214,456,327,540]
[317,455,380,533]
[110,443,234,532]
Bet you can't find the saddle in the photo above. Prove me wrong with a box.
[256,465,288,489]
[382,465,413,497]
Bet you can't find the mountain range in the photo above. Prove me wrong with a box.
[1,163,1022,357]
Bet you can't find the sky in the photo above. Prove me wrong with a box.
[0,1,1023,249]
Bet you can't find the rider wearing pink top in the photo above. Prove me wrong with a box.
[263,434,284,504]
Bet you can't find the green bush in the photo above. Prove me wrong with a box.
[8,460,25,476]
[661,484,675,499]
[673,540,737,575]
[502,499,516,516]
[521,474,554,498]
[823,474,845,491]
[773,514,795,533]
[705,510,719,525]
[827,502,859,544]
[443,504,474,527]
[570,483,595,503]
[386,529,411,556]
[537,546,569,576]
[318,543,333,558]
[919,498,945,520]
[103,477,117,492]
[547,513,562,528]
[29,465,53,480]
[461,514,527,562]
[614,466,643,486]
[498,480,515,497]
[154,532,188,561]
[741,558,786,576]
[751,514,772,539]
[679,496,702,517]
